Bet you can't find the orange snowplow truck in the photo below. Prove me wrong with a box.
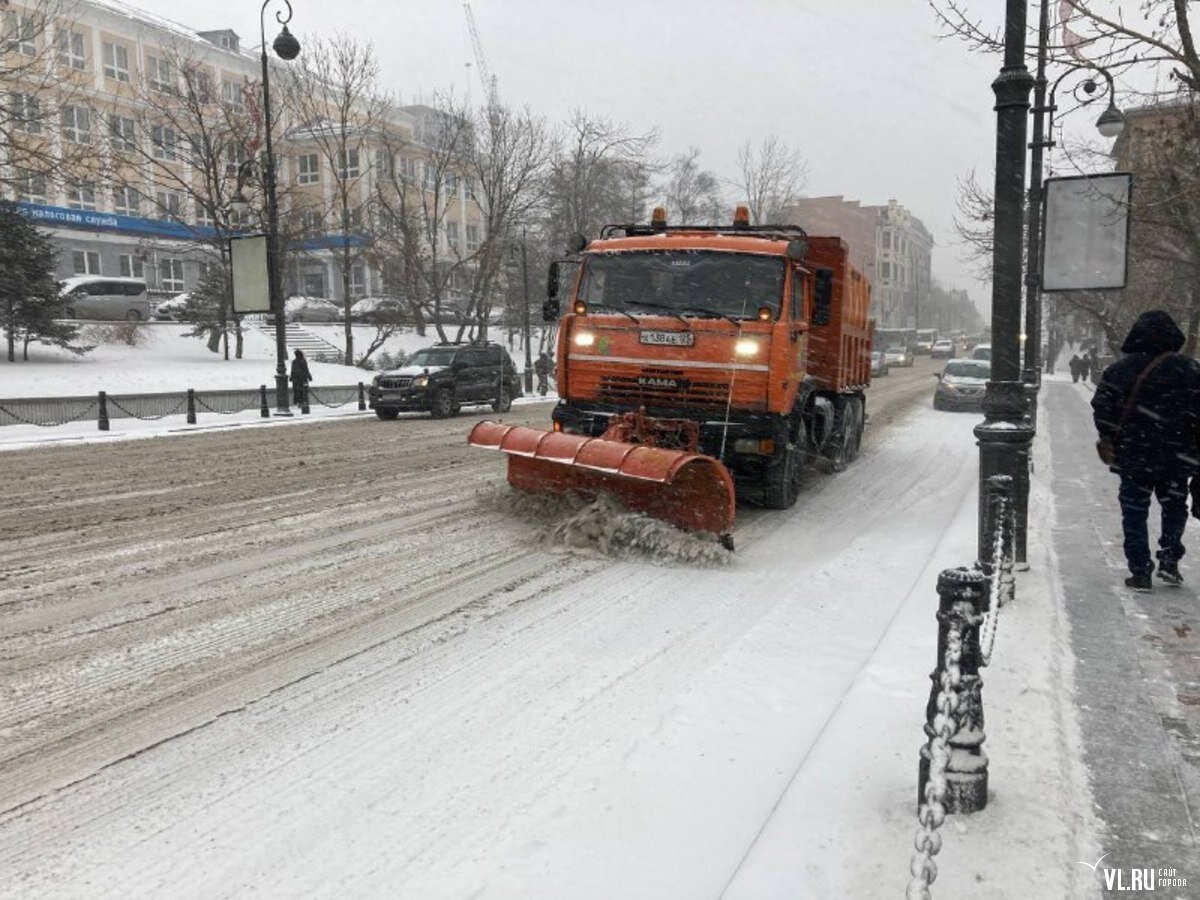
[469,206,873,549]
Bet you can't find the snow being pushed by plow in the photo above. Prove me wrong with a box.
[479,482,733,567]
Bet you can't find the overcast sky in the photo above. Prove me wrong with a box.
[158,0,1020,310]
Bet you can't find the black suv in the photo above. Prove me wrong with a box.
[369,342,522,420]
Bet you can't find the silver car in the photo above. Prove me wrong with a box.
[59,276,154,321]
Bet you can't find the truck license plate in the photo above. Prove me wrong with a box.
[639,330,694,346]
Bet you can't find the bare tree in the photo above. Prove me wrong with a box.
[662,146,726,224]
[543,110,658,249]
[458,102,555,341]
[736,135,808,225]
[283,34,389,364]
[108,43,262,358]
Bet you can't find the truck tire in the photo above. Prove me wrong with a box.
[375,409,399,421]
[830,397,858,472]
[762,440,802,508]
[843,397,864,463]
[431,388,457,419]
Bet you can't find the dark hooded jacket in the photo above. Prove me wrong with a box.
[290,351,312,386]
[1091,310,1200,478]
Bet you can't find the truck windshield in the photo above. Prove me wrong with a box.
[578,251,785,320]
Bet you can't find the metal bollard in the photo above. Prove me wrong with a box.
[259,385,269,418]
[97,391,109,431]
[917,567,990,814]
[358,382,366,411]
[978,475,1015,576]
[186,388,197,425]
[300,384,310,415]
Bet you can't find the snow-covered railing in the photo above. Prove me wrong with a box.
[0,384,368,429]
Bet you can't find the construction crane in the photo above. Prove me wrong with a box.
[462,1,499,109]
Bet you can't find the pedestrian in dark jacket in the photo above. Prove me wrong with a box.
[1069,354,1082,383]
[534,352,551,396]
[1091,310,1200,590]
[1077,352,1090,382]
[291,349,312,407]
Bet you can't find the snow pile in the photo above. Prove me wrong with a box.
[482,483,732,566]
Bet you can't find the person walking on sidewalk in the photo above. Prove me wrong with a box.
[290,349,312,408]
[1070,354,1083,383]
[1092,310,1200,591]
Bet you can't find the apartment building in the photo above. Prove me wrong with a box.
[782,195,934,328]
[1,0,483,304]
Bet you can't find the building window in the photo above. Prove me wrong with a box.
[464,179,476,202]
[350,264,367,298]
[155,190,184,220]
[58,28,86,69]
[302,267,327,297]
[14,169,47,204]
[880,261,891,281]
[196,204,214,228]
[297,153,319,184]
[466,224,480,252]
[108,114,136,152]
[446,172,459,194]
[341,205,362,231]
[103,42,130,82]
[112,186,139,215]
[72,250,101,275]
[66,180,97,211]
[10,92,41,134]
[398,156,416,181]
[423,163,438,191]
[158,258,185,292]
[7,13,37,56]
[146,54,172,92]
[221,79,245,111]
[61,105,91,144]
[446,221,459,250]
[336,148,360,178]
[299,209,323,232]
[119,254,144,279]
[151,124,178,161]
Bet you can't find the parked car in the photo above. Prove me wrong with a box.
[369,342,523,420]
[153,293,190,321]
[350,296,407,323]
[58,276,154,321]
[284,296,342,323]
[930,339,955,359]
[870,349,890,376]
[883,344,914,367]
[933,358,991,411]
[971,343,992,361]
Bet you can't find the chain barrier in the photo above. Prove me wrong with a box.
[194,393,261,416]
[980,488,1014,666]
[907,603,972,900]
[108,396,188,421]
[307,387,357,409]
[0,400,98,427]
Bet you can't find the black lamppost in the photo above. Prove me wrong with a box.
[977,0,1036,568]
[249,0,300,414]
[1023,0,1125,426]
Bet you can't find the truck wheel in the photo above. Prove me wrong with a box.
[844,397,864,463]
[762,441,802,509]
[375,409,399,421]
[431,389,456,419]
[830,398,857,473]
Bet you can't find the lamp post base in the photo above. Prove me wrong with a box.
[274,372,292,416]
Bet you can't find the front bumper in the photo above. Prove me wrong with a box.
[935,388,985,410]
[368,386,432,412]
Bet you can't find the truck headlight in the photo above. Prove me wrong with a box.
[735,338,760,357]
[574,330,596,347]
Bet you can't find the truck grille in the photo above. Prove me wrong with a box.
[598,369,731,409]
[377,376,413,390]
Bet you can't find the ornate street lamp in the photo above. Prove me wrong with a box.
[259,0,300,414]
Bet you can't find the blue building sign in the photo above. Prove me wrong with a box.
[16,201,217,241]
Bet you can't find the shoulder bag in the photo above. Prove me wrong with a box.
[1096,351,1173,466]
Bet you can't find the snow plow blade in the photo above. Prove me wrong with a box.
[468,421,736,543]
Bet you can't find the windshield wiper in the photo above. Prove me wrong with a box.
[623,299,691,326]
[676,306,742,327]
[587,302,639,324]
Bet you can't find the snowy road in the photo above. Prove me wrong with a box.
[0,358,1042,898]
